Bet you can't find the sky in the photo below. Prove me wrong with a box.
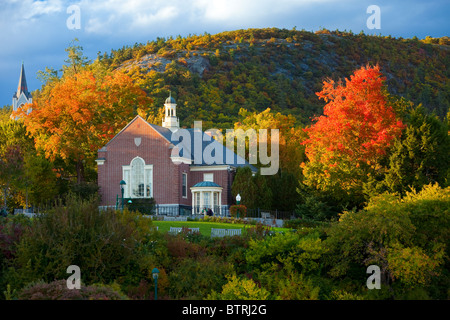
[1,0,449,108]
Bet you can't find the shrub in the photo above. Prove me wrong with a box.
[230,205,247,218]
[324,184,449,298]
[169,256,233,299]
[6,195,152,291]
[207,274,270,300]
[0,215,31,297]
[246,231,327,275]
[17,280,127,300]
[124,198,156,215]
[256,270,320,300]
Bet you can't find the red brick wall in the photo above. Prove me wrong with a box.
[98,116,235,207]
[98,117,189,206]
[190,169,233,205]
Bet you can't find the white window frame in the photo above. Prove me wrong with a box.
[203,173,214,182]
[122,157,153,199]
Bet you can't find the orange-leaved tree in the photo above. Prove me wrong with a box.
[14,70,151,183]
[301,65,405,206]
[230,108,306,178]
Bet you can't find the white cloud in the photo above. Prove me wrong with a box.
[80,0,334,35]
[81,0,184,34]
[131,6,180,29]
[5,0,64,21]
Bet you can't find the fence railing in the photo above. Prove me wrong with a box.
[246,208,295,220]
[98,204,293,220]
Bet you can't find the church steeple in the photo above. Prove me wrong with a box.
[12,62,33,117]
[162,92,179,131]
[17,62,30,97]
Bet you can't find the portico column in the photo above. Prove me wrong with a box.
[191,191,195,215]
[219,191,222,216]
[210,191,213,210]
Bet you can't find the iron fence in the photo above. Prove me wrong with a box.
[246,208,295,220]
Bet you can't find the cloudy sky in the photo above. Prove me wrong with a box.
[1,0,448,108]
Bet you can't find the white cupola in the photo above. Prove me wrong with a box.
[162,92,179,131]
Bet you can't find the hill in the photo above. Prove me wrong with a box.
[75,28,450,129]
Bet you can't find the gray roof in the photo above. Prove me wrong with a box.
[165,95,176,104]
[151,124,258,171]
[102,115,258,172]
[192,181,222,188]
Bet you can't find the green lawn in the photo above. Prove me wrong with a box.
[152,220,290,236]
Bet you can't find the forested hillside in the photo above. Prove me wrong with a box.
[94,28,449,129]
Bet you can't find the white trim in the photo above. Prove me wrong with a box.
[170,156,192,165]
[190,186,223,192]
[203,173,214,182]
[95,159,105,165]
[189,165,230,172]
[122,156,153,199]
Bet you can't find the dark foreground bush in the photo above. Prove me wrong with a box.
[5,195,152,291]
[17,280,127,300]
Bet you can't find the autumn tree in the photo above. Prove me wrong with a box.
[230,108,306,178]
[301,65,405,207]
[14,70,150,184]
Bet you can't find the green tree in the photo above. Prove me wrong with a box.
[325,184,449,299]
[253,172,272,210]
[206,274,270,300]
[383,105,449,194]
[269,170,301,211]
[231,166,257,208]
[63,38,91,76]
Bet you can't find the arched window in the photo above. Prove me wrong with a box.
[131,158,145,197]
[123,157,153,198]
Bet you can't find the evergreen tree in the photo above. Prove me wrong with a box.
[384,105,450,194]
[269,170,300,211]
[231,166,256,209]
[253,172,272,210]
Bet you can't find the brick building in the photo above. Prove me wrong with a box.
[96,94,256,215]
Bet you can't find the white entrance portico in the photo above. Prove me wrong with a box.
[190,181,223,215]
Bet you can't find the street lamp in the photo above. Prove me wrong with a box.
[236,194,241,218]
[152,268,160,300]
[120,180,126,210]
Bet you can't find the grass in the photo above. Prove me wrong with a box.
[152,220,290,237]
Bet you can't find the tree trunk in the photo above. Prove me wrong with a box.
[76,160,85,184]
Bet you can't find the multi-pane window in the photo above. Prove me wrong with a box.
[123,157,153,198]
[145,168,152,198]
[131,158,144,197]
[195,193,200,206]
[204,192,210,208]
[182,173,187,198]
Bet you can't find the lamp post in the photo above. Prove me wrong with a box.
[152,268,160,300]
[236,194,241,218]
[120,180,126,210]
